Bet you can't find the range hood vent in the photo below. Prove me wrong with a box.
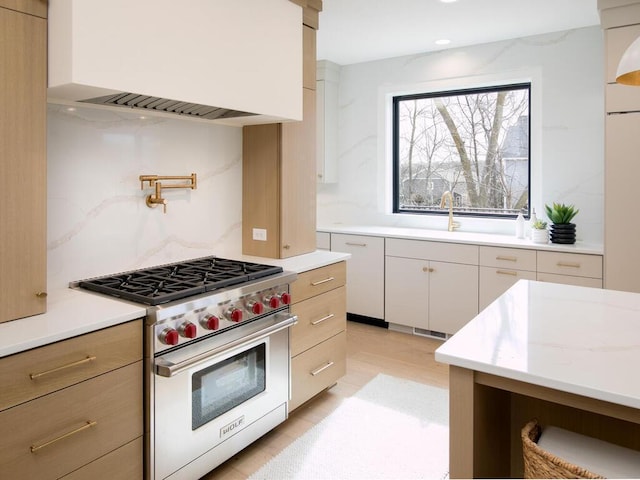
[81,93,256,121]
[48,0,303,126]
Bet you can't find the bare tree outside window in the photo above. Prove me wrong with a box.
[393,84,530,218]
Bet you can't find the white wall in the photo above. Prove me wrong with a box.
[317,27,604,245]
[47,104,243,290]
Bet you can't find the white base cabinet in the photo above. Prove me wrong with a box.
[320,230,603,336]
[330,234,385,320]
[385,238,479,336]
[479,246,537,311]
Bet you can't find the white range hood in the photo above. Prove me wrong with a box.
[48,0,302,126]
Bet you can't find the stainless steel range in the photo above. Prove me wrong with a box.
[74,256,297,480]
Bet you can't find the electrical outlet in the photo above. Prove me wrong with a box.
[252,228,267,241]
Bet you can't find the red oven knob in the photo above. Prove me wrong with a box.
[280,292,291,305]
[159,328,179,346]
[228,308,243,323]
[180,322,197,338]
[268,296,280,309]
[248,301,264,315]
[202,314,220,330]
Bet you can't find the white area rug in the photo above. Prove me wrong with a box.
[249,374,449,480]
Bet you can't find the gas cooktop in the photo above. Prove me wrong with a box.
[76,256,283,306]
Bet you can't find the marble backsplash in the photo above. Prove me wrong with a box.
[317,27,605,244]
[47,104,244,290]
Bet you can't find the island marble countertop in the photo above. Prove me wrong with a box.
[318,224,603,255]
[0,250,350,358]
[435,280,640,409]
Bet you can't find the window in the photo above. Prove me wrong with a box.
[392,83,530,219]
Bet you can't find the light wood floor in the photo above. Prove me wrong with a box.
[201,321,449,479]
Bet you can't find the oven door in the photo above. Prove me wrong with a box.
[152,313,295,480]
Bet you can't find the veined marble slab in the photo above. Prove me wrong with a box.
[435,280,640,409]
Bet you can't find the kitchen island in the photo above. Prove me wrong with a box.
[435,280,640,478]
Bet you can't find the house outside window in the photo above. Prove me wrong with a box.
[392,83,531,219]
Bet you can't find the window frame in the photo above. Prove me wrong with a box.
[391,82,532,220]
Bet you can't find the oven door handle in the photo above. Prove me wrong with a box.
[155,314,298,378]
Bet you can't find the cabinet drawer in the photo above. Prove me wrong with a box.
[291,286,346,357]
[0,319,142,411]
[291,261,346,303]
[290,331,346,411]
[0,362,142,480]
[479,246,536,271]
[479,266,537,311]
[62,437,143,480]
[386,238,478,265]
[537,252,603,279]
[537,273,603,289]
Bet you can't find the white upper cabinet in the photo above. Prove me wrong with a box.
[316,60,340,183]
[48,0,303,125]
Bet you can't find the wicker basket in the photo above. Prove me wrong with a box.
[521,419,605,479]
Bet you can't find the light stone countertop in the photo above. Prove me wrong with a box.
[237,250,350,273]
[318,224,603,255]
[0,287,146,358]
[0,251,349,358]
[435,280,640,409]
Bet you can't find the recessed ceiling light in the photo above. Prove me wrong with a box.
[440,0,457,3]
[435,39,451,45]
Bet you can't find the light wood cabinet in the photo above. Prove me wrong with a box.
[316,60,340,183]
[0,320,143,479]
[242,24,317,259]
[330,234,385,320]
[604,113,640,292]
[0,1,47,323]
[600,2,640,293]
[289,262,346,411]
[385,238,479,336]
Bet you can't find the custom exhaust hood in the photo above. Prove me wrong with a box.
[47,0,303,126]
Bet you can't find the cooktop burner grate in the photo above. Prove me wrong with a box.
[78,256,283,305]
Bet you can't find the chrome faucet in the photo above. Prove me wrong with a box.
[440,191,460,232]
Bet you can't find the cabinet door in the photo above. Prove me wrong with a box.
[429,261,478,335]
[0,6,47,323]
[606,115,640,292]
[385,256,429,329]
[281,87,317,258]
[331,234,385,319]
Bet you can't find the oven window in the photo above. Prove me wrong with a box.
[192,343,266,430]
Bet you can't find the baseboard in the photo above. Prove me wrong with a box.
[347,313,388,329]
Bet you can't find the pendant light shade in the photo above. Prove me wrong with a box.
[617,36,640,85]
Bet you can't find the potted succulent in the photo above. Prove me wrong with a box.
[545,203,579,244]
[531,219,549,244]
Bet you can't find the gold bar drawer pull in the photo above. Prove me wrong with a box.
[30,420,97,453]
[557,261,581,268]
[311,313,335,325]
[311,277,335,287]
[310,361,335,376]
[29,356,97,380]
[496,256,517,262]
[345,242,367,247]
[497,270,518,276]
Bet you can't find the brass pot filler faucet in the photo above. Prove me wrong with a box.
[139,173,197,213]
